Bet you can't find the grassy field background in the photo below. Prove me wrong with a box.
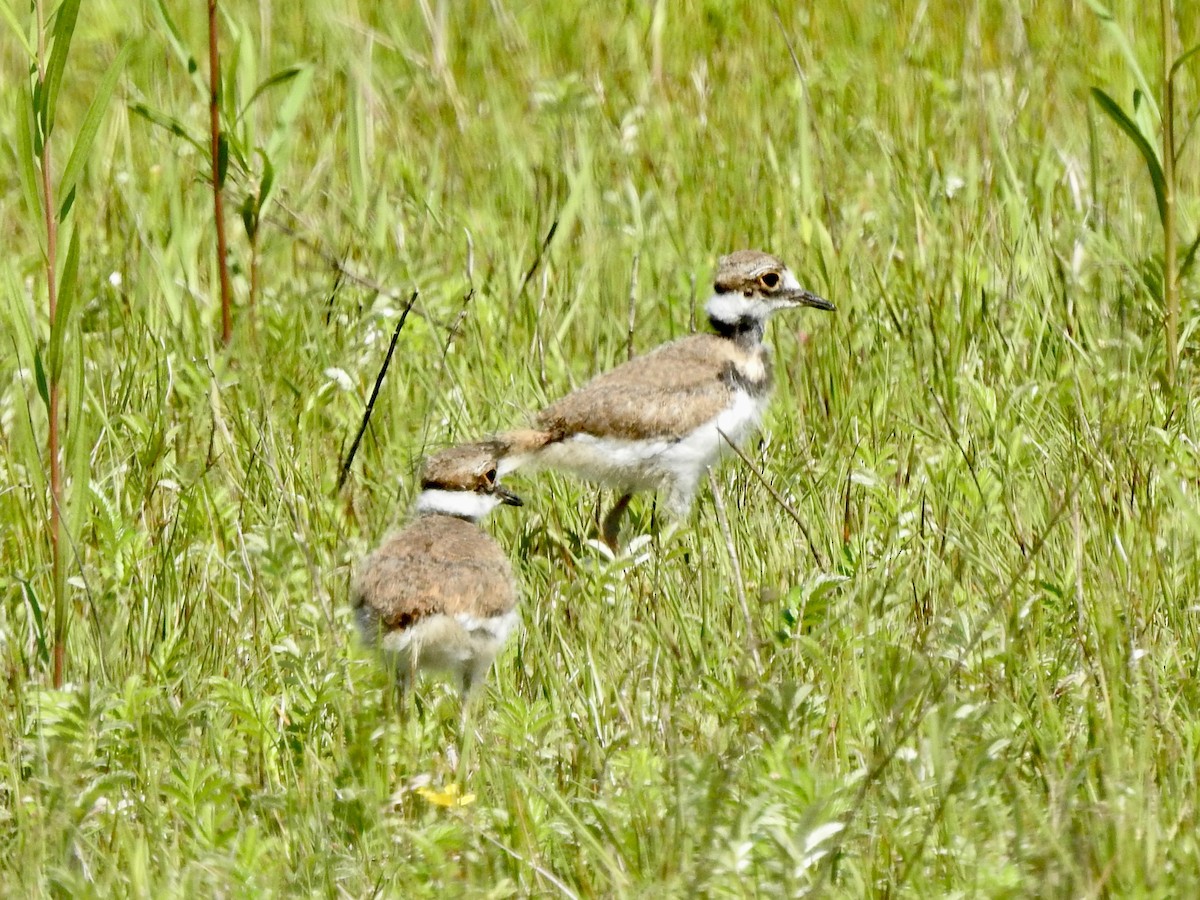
[2,0,1199,894]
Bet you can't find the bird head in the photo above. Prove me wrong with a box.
[705,250,833,338]
[417,441,523,519]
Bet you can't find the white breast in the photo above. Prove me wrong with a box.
[533,388,769,514]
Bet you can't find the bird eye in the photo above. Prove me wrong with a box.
[484,468,497,484]
[759,271,780,290]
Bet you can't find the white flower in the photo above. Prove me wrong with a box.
[323,368,354,392]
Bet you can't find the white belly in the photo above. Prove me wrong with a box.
[534,389,768,513]
[361,610,519,686]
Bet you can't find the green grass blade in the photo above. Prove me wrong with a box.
[1082,0,1160,121]
[1181,229,1200,280]
[236,65,303,124]
[275,64,312,127]
[18,579,51,667]
[150,0,205,90]
[48,227,80,383]
[0,0,35,58]
[127,102,207,155]
[58,43,130,218]
[42,0,82,138]
[263,64,313,160]
[1169,42,1200,80]
[1090,87,1167,229]
[64,324,90,541]
[33,345,49,410]
[15,83,45,247]
[258,151,276,209]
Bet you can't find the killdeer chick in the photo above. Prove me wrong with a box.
[500,250,833,548]
[352,441,523,696]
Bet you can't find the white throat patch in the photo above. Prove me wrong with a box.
[415,489,502,520]
[705,291,771,325]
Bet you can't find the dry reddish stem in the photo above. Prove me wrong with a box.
[1161,0,1178,385]
[209,0,233,344]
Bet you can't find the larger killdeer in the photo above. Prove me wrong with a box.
[500,250,833,547]
[352,441,523,695]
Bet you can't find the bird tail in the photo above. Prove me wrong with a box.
[493,428,554,475]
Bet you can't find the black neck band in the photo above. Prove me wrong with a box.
[709,315,763,343]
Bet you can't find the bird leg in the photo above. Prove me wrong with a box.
[601,492,634,551]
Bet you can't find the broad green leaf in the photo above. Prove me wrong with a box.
[216,133,229,188]
[1082,0,1159,122]
[237,66,303,123]
[59,185,75,219]
[240,193,256,240]
[49,228,81,382]
[0,0,34,58]
[2,268,37,363]
[18,579,50,666]
[42,0,82,138]
[1090,87,1167,228]
[15,83,46,247]
[59,43,131,218]
[1132,90,1158,157]
[31,75,45,154]
[258,150,275,209]
[33,346,49,410]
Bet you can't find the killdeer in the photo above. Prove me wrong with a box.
[500,250,833,548]
[352,441,523,696]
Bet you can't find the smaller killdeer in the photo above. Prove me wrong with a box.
[352,441,523,696]
[499,250,833,548]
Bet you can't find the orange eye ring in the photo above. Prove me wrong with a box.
[759,271,780,289]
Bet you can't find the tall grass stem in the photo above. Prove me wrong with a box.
[209,0,233,344]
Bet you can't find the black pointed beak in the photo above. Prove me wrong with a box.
[495,485,523,506]
[785,288,835,311]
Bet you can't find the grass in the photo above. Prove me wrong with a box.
[2,0,1199,894]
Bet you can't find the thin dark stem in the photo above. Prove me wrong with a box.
[519,220,558,297]
[266,208,449,331]
[337,292,419,492]
[717,429,825,568]
[209,0,233,345]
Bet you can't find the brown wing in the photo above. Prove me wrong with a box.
[352,517,516,631]
[536,335,744,441]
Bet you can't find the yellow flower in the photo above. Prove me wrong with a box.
[415,783,476,808]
